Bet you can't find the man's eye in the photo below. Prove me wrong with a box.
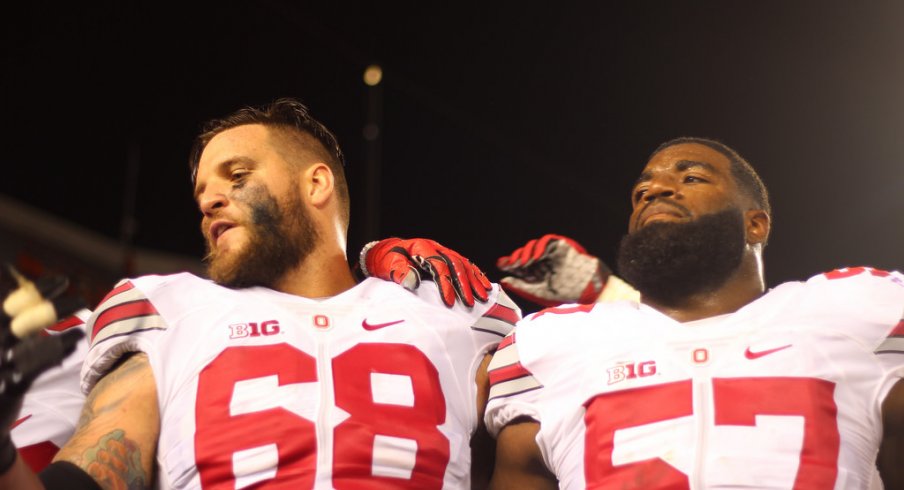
[633,188,647,202]
[231,170,249,183]
[684,175,707,183]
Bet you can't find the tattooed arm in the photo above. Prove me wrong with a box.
[54,353,160,488]
[0,353,160,489]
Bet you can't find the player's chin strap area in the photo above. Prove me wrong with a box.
[40,461,102,490]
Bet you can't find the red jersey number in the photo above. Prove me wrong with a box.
[195,343,449,489]
[583,377,840,489]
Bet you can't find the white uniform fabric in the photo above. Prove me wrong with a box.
[486,267,904,489]
[11,309,91,471]
[81,273,518,489]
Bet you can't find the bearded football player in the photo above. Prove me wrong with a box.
[483,138,904,489]
[0,98,518,489]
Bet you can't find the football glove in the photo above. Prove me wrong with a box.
[497,234,612,306]
[0,265,84,473]
[360,238,492,308]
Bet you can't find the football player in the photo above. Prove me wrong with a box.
[482,137,904,489]
[0,98,518,489]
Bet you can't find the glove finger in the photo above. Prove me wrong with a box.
[496,250,519,271]
[394,265,421,292]
[517,239,541,267]
[376,247,421,285]
[497,242,524,270]
[437,251,475,307]
[534,235,560,260]
[469,262,492,303]
[418,255,456,307]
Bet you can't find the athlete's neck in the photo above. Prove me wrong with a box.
[643,257,766,323]
[272,246,357,298]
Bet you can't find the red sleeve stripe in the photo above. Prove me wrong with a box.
[97,280,135,305]
[497,333,515,350]
[92,300,160,340]
[489,362,533,386]
[890,319,904,337]
[483,303,519,326]
[47,315,85,332]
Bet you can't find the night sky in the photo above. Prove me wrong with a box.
[3,1,903,290]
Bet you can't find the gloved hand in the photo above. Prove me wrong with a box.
[360,238,492,308]
[0,265,84,473]
[496,234,611,306]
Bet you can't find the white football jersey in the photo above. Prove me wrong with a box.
[11,309,91,471]
[82,273,518,489]
[486,267,904,489]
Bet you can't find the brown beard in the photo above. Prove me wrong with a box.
[616,207,746,306]
[205,182,319,289]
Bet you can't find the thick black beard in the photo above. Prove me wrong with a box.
[616,207,746,306]
[206,185,319,289]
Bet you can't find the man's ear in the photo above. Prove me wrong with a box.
[304,163,335,208]
[745,209,771,246]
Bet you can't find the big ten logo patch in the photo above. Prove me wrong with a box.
[229,320,281,339]
[607,360,657,385]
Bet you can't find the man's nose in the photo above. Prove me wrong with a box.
[198,189,228,217]
[643,177,677,202]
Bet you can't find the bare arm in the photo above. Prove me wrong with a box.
[471,353,495,490]
[879,377,904,488]
[489,419,557,490]
[54,353,160,488]
[0,353,159,489]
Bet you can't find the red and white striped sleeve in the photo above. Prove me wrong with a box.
[470,289,520,338]
[82,278,170,393]
[484,329,543,436]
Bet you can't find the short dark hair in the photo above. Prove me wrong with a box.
[652,137,771,216]
[189,98,349,224]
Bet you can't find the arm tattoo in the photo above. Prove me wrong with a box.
[75,354,148,430]
[66,354,155,489]
[82,430,146,490]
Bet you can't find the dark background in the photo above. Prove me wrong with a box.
[3,1,902,291]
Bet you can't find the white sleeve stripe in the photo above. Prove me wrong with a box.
[95,286,148,312]
[471,317,512,337]
[93,326,168,347]
[490,344,520,367]
[488,376,543,400]
[92,315,167,346]
[877,336,904,354]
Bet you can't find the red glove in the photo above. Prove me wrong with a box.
[496,234,610,306]
[360,238,492,308]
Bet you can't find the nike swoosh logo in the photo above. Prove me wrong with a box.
[10,414,32,430]
[362,319,405,331]
[745,344,792,360]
